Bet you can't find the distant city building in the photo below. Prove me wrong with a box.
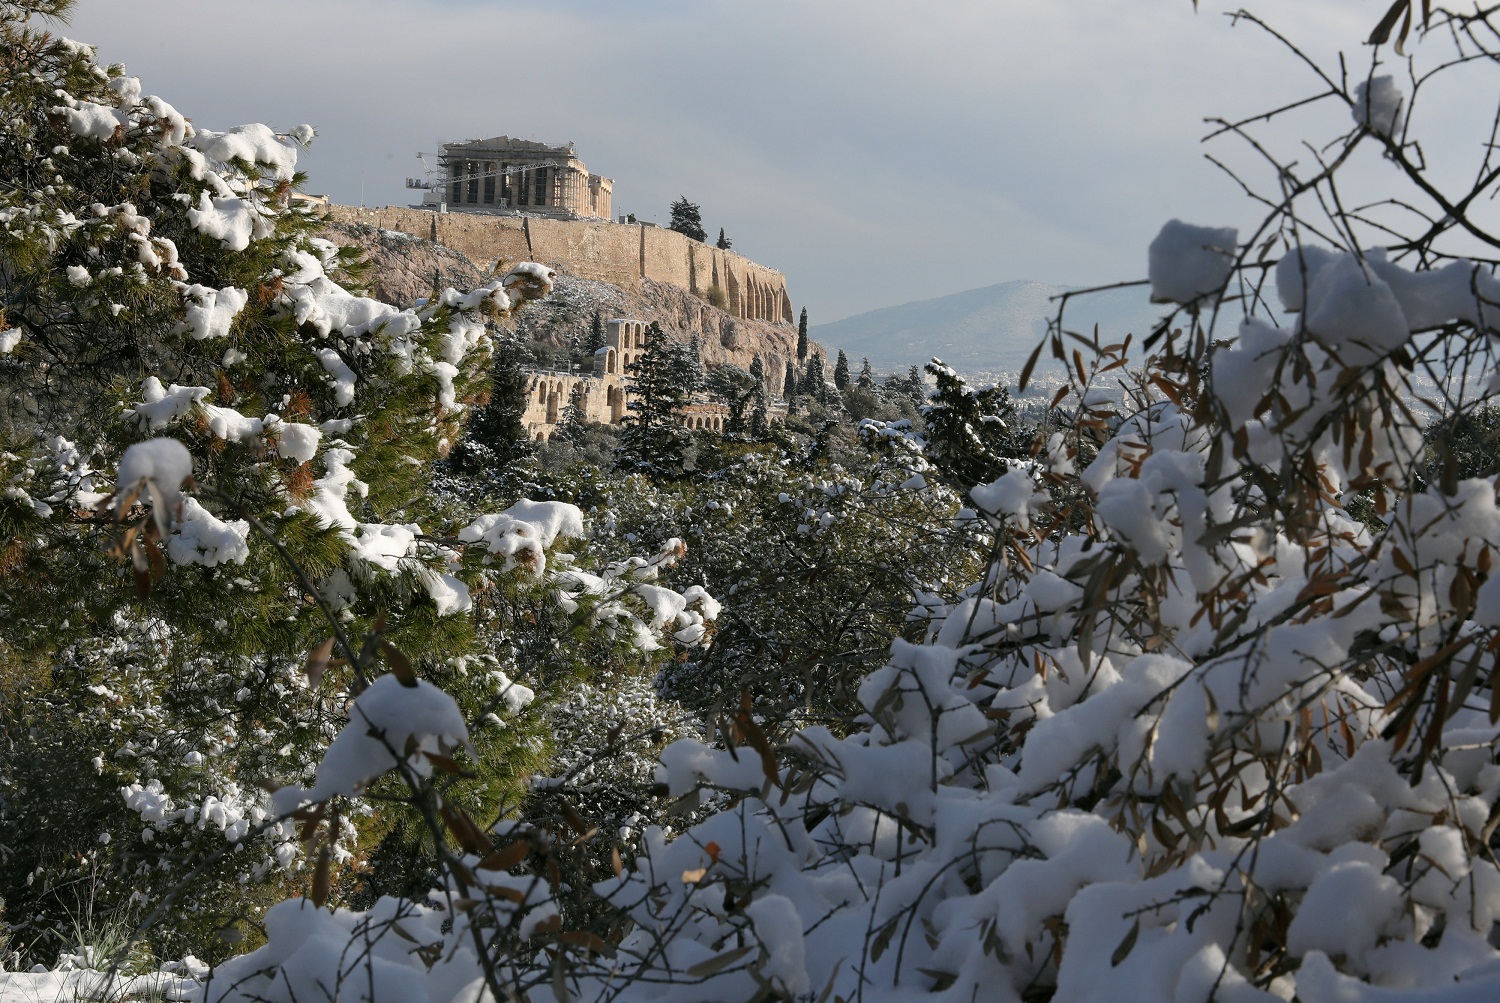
[424,136,612,220]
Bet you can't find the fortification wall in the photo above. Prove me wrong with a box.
[320,205,793,324]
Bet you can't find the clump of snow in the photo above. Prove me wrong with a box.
[970,467,1046,530]
[115,437,192,515]
[128,376,208,431]
[176,282,248,340]
[186,191,268,251]
[1274,244,1339,312]
[459,499,585,575]
[1303,252,1411,365]
[190,123,299,180]
[166,497,250,567]
[273,674,473,811]
[1147,219,1238,305]
[263,415,320,464]
[1353,75,1403,137]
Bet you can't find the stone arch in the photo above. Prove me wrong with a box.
[546,391,560,424]
[536,381,546,404]
[607,385,625,422]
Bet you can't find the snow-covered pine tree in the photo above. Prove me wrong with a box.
[554,382,588,445]
[0,2,564,958]
[918,358,1021,489]
[450,332,533,472]
[672,333,706,397]
[856,355,876,390]
[615,322,690,479]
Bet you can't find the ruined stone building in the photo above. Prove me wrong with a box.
[522,320,733,441]
[427,137,613,220]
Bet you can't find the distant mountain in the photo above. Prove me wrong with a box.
[810,279,1165,382]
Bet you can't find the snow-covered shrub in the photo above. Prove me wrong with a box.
[0,1,593,965]
[187,8,1500,1002]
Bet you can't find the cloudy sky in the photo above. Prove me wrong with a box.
[58,1,1399,321]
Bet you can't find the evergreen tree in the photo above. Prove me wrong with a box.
[749,353,765,390]
[716,227,732,250]
[783,359,798,400]
[453,334,532,471]
[856,356,876,390]
[749,387,770,439]
[616,322,690,479]
[919,359,1021,489]
[833,349,851,391]
[554,381,588,445]
[0,11,561,955]
[882,364,926,405]
[796,307,809,361]
[668,196,706,242]
[804,353,829,407]
[581,310,606,369]
[684,333,706,395]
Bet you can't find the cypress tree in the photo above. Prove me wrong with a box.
[582,310,606,369]
[716,227,732,250]
[783,360,798,399]
[834,350,851,391]
[857,356,876,390]
[797,307,809,361]
[749,354,765,390]
[804,354,830,407]
[749,386,770,438]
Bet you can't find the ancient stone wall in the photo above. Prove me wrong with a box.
[320,205,793,324]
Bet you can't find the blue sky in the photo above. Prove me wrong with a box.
[58,2,1412,322]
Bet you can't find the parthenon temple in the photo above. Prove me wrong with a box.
[430,136,612,220]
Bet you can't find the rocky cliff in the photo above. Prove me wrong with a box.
[320,220,816,397]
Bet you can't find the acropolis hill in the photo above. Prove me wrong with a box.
[323,215,814,402]
[320,204,794,327]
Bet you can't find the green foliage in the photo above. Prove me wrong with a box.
[667,196,705,243]
[0,8,564,964]
[615,322,691,480]
[919,359,1025,489]
[450,334,533,475]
